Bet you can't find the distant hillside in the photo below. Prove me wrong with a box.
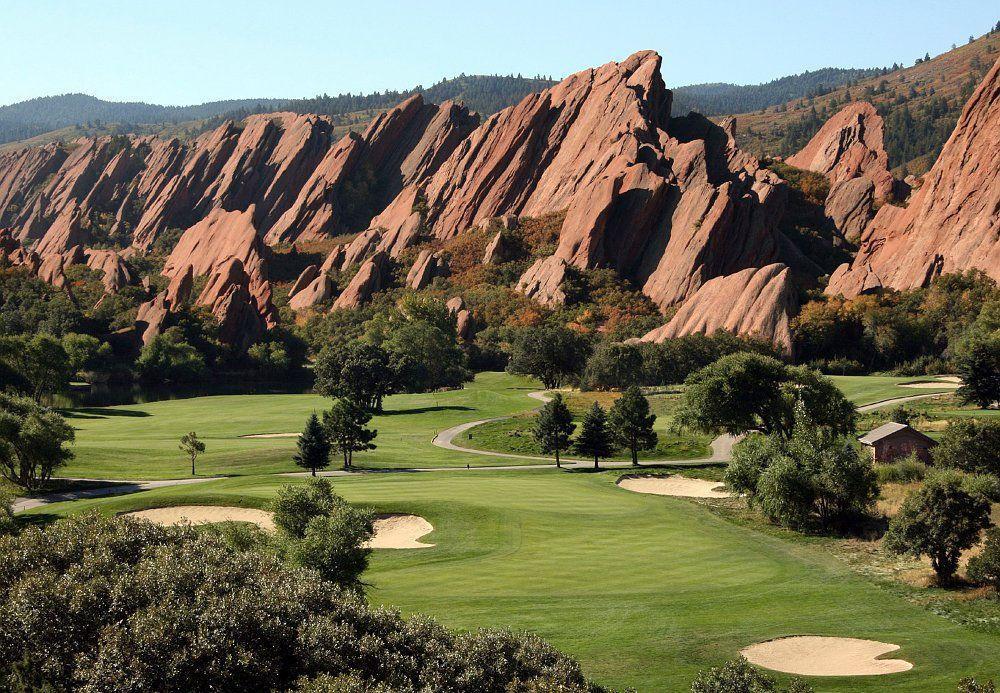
[0,74,557,148]
[671,67,889,116]
[728,25,1000,175]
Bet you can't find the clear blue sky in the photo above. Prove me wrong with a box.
[1,0,997,107]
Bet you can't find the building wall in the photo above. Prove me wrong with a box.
[872,432,934,464]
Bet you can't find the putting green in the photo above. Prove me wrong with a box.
[21,471,1000,691]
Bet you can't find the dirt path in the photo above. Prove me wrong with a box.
[856,391,952,412]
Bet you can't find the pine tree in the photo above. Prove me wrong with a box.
[573,402,613,470]
[533,393,576,468]
[608,387,658,467]
[294,413,331,476]
[323,399,377,470]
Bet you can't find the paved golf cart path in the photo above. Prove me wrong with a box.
[12,389,950,511]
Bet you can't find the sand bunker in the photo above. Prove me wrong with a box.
[365,513,434,549]
[124,506,276,531]
[617,475,731,498]
[741,636,912,676]
[240,432,298,438]
[900,380,960,389]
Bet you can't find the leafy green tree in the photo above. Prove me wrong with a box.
[0,334,73,401]
[884,471,993,583]
[61,332,113,377]
[0,394,74,491]
[582,341,643,390]
[294,413,331,476]
[677,353,855,436]
[247,340,290,375]
[178,431,205,476]
[272,478,339,539]
[0,489,14,536]
[608,386,657,466]
[135,327,206,384]
[691,657,813,692]
[933,419,1000,476]
[0,512,595,691]
[956,334,1000,408]
[725,410,878,532]
[967,526,1000,589]
[573,402,612,469]
[323,399,377,470]
[314,342,397,412]
[533,393,575,467]
[506,324,591,389]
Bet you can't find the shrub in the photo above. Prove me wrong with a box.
[0,513,598,692]
[967,527,1000,590]
[959,677,998,693]
[933,419,1000,476]
[582,341,643,390]
[135,327,206,384]
[690,657,813,692]
[876,454,927,484]
[0,490,14,536]
[884,471,993,583]
[963,474,1000,503]
[888,404,918,425]
[0,393,75,491]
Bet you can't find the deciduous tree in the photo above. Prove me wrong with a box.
[323,399,377,470]
[0,393,74,491]
[608,387,657,466]
[179,431,205,476]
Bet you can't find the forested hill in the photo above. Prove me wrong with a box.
[0,74,557,147]
[671,67,889,116]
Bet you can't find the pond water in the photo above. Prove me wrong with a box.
[47,378,314,409]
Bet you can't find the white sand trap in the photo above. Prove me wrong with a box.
[900,381,960,389]
[741,636,913,676]
[617,475,731,498]
[124,506,276,531]
[240,432,298,438]
[365,513,434,549]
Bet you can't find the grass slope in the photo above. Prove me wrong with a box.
[20,471,1000,692]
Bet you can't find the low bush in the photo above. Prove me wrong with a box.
[876,455,927,484]
[967,527,1000,590]
[690,657,813,692]
[963,474,1000,504]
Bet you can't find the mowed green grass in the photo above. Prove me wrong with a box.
[828,375,957,405]
[21,471,1000,692]
[59,372,543,479]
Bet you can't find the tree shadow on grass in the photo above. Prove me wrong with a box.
[379,406,475,416]
[59,408,152,420]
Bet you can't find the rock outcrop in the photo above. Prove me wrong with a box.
[787,102,895,200]
[827,58,1000,297]
[824,177,875,240]
[288,273,335,311]
[196,258,268,350]
[640,263,797,352]
[333,252,392,310]
[405,249,449,290]
[84,249,136,293]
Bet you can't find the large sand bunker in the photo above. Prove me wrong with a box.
[240,432,298,438]
[741,636,913,676]
[365,513,435,549]
[617,475,731,498]
[124,506,276,531]
[900,380,960,389]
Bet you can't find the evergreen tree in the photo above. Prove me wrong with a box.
[294,413,332,476]
[533,393,576,468]
[323,399,377,470]
[573,402,613,470]
[608,387,658,466]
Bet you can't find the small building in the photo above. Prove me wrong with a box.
[858,422,937,464]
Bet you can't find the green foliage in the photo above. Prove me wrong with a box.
[884,471,993,583]
[607,387,658,466]
[690,656,814,692]
[0,268,83,337]
[61,332,113,376]
[272,478,339,539]
[958,678,997,693]
[135,327,207,384]
[0,393,74,491]
[933,419,1000,476]
[0,334,72,400]
[956,333,1000,408]
[323,399,377,470]
[287,508,374,587]
[573,402,613,468]
[876,454,928,484]
[0,512,594,691]
[294,413,331,476]
[314,341,398,412]
[247,340,290,375]
[726,416,878,532]
[967,527,1000,589]
[889,404,918,425]
[637,331,780,386]
[963,474,1000,504]
[533,393,575,467]
[506,324,591,389]
[676,353,856,436]
[0,489,14,536]
[582,341,644,390]
[178,431,205,475]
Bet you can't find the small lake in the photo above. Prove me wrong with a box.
[48,379,315,409]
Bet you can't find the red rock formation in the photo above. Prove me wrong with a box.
[827,58,1000,297]
[405,249,449,290]
[288,265,320,298]
[640,264,797,352]
[84,249,136,293]
[333,252,391,310]
[786,102,895,200]
[482,228,519,264]
[165,264,194,306]
[135,293,171,345]
[196,258,268,350]
[824,177,875,240]
[288,273,335,311]
[515,256,568,306]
